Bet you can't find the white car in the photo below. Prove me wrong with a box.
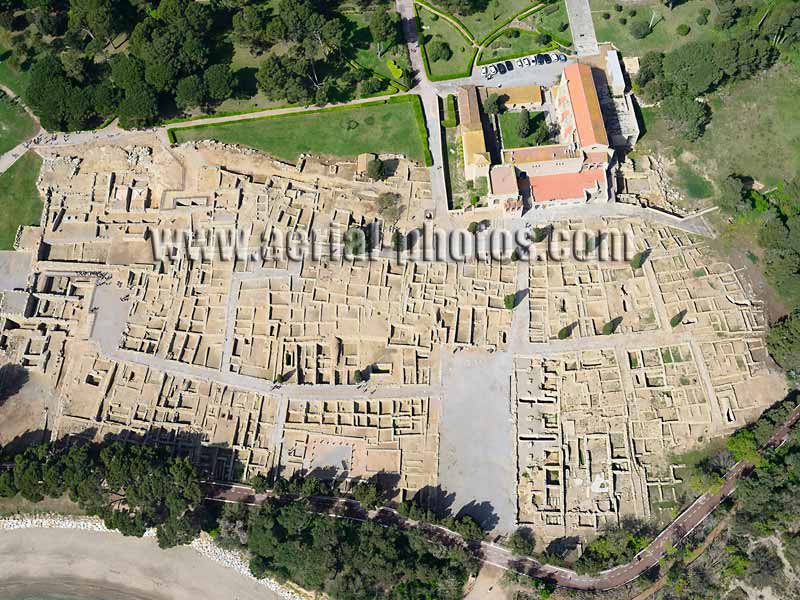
[480,65,488,76]
[488,64,498,75]
[529,55,538,65]
[523,56,531,67]
[516,58,524,68]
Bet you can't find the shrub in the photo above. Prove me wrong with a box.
[535,32,552,45]
[366,158,384,180]
[630,20,651,39]
[696,13,708,26]
[601,11,611,19]
[619,17,627,25]
[628,8,637,17]
[614,3,623,11]
[504,293,516,310]
[558,325,572,339]
[427,39,452,62]
[558,22,569,32]
[670,309,687,328]
[677,23,691,36]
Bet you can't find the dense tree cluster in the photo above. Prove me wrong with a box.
[432,0,489,17]
[2,0,406,129]
[0,440,204,548]
[574,518,658,574]
[217,499,478,599]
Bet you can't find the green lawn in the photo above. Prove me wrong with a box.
[171,98,428,163]
[448,0,539,42]
[477,28,555,64]
[676,161,713,200]
[0,93,36,155]
[525,2,572,44]
[637,63,800,194]
[498,110,548,149]
[590,0,725,55]
[0,42,31,96]
[444,126,468,209]
[0,151,43,250]
[418,5,475,79]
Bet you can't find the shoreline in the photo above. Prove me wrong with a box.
[0,515,304,600]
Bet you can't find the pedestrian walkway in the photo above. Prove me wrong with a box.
[565,0,600,56]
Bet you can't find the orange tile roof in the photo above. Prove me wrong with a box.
[503,144,576,163]
[563,64,608,149]
[530,168,606,203]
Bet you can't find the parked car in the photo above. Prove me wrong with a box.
[550,52,561,62]
[504,60,514,71]
[488,64,498,75]
[543,53,552,64]
[516,58,524,68]
[535,54,546,65]
[496,62,507,74]
[481,65,488,76]
[522,56,531,66]
[557,52,567,62]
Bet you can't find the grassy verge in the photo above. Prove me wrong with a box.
[0,151,43,249]
[0,495,86,517]
[0,93,36,155]
[416,4,476,80]
[477,28,557,64]
[0,42,30,96]
[171,95,431,165]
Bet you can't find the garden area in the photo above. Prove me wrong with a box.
[523,1,572,44]
[449,0,540,42]
[497,109,551,148]
[477,27,556,64]
[417,5,476,80]
[0,152,43,250]
[171,97,430,164]
[0,92,36,155]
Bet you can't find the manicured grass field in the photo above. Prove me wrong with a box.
[478,28,554,64]
[498,110,547,149]
[590,0,725,55]
[418,5,475,79]
[172,99,429,163]
[452,0,538,42]
[0,93,36,155]
[637,63,800,198]
[0,151,43,250]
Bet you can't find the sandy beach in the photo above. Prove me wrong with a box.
[0,528,283,600]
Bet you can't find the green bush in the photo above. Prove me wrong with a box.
[614,3,623,11]
[619,17,627,25]
[630,20,651,39]
[557,325,572,339]
[628,8,637,17]
[602,11,611,19]
[504,293,516,310]
[670,309,687,328]
[696,13,708,26]
[677,23,691,36]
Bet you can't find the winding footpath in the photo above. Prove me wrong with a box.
[207,403,800,591]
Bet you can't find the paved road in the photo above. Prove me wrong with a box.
[205,404,800,591]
